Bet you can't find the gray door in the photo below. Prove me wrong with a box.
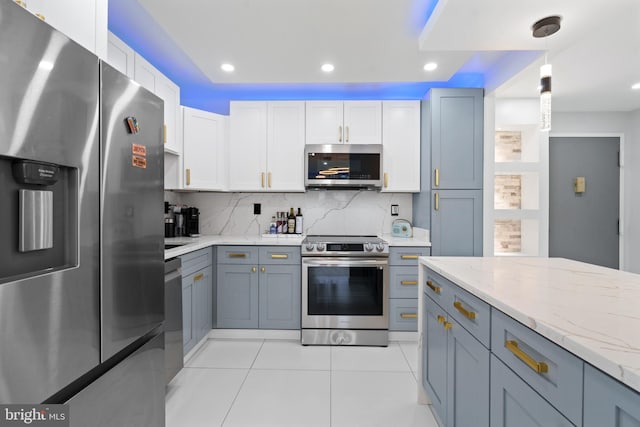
[549,137,620,268]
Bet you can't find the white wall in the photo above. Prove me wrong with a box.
[552,110,639,272]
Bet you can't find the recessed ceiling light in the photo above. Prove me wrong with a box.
[321,63,335,73]
[423,62,438,71]
[221,63,235,72]
[632,82,640,90]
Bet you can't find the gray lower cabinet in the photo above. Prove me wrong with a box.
[181,247,213,354]
[490,354,574,427]
[258,264,301,329]
[584,364,640,427]
[217,263,259,328]
[422,292,489,427]
[388,246,430,331]
[217,246,300,329]
[431,189,482,256]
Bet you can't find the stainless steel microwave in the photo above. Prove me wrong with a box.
[304,144,382,189]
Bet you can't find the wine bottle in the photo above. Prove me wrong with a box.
[287,208,295,234]
[295,208,303,234]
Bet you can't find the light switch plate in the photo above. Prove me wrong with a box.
[391,204,399,216]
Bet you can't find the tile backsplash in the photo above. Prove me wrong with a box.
[174,191,413,236]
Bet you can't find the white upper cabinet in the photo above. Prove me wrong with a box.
[382,101,421,192]
[229,102,268,191]
[133,54,181,154]
[106,33,134,78]
[21,0,107,58]
[266,102,306,192]
[229,101,305,192]
[183,107,227,191]
[306,101,381,144]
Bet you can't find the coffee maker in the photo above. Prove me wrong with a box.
[183,207,200,237]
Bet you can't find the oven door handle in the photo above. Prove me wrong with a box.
[302,258,388,267]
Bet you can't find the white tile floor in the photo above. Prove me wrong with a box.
[166,339,438,427]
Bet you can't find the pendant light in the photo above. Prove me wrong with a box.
[532,16,561,131]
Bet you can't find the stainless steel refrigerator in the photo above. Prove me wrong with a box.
[0,3,165,425]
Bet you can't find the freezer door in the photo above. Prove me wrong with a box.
[0,2,101,403]
[66,331,165,427]
[100,62,165,361]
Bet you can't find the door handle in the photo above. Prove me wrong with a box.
[345,126,350,143]
[261,172,265,188]
[426,280,441,294]
[400,255,418,260]
[186,168,191,186]
[271,254,288,259]
[251,267,257,273]
[193,273,204,281]
[400,280,418,286]
[268,172,272,188]
[384,173,389,188]
[163,124,167,145]
[453,301,476,320]
[260,267,265,273]
[400,313,417,319]
[228,253,247,258]
[434,168,440,187]
[338,126,343,143]
[434,192,439,211]
[505,340,549,374]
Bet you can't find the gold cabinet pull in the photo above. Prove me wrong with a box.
[345,126,350,143]
[453,301,476,320]
[434,168,440,187]
[400,255,418,260]
[338,126,343,142]
[261,172,265,188]
[271,254,288,259]
[228,253,247,258]
[443,321,453,330]
[15,1,27,8]
[163,124,167,144]
[251,267,257,273]
[400,313,417,319]
[437,314,445,324]
[505,340,549,374]
[35,13,45,20]
[426,280,441,294]
[384,172,389,188]
[400,280,418,286]
[186,168,191,186]
[268,172,272,188]
[260,266,265,273]
[434,192,439,211]
[193,273,204,281]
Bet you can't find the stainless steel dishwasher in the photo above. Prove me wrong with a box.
[165,257,183,384]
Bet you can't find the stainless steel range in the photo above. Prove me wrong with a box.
[301,235,389,346]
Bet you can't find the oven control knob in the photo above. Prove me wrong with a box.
[316,243,326,252]
[305,242,315,251]
[364,242,374,252]
[376,243,386,252]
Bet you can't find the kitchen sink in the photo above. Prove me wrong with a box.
[165,244,186,250]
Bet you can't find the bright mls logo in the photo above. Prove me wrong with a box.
[0,405,68,427]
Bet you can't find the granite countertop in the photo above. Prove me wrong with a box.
[165,228,431,259]
[381,226,431,247]
[419,256,640,392]
[165,234,305,258]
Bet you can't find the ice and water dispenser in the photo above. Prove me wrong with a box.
[0,157,77,283]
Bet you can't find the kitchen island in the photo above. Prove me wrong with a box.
[418,256,640,427]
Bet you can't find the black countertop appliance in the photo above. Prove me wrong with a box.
[184,206,200,236]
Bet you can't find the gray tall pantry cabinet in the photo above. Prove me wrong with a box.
[413,88,483,256]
